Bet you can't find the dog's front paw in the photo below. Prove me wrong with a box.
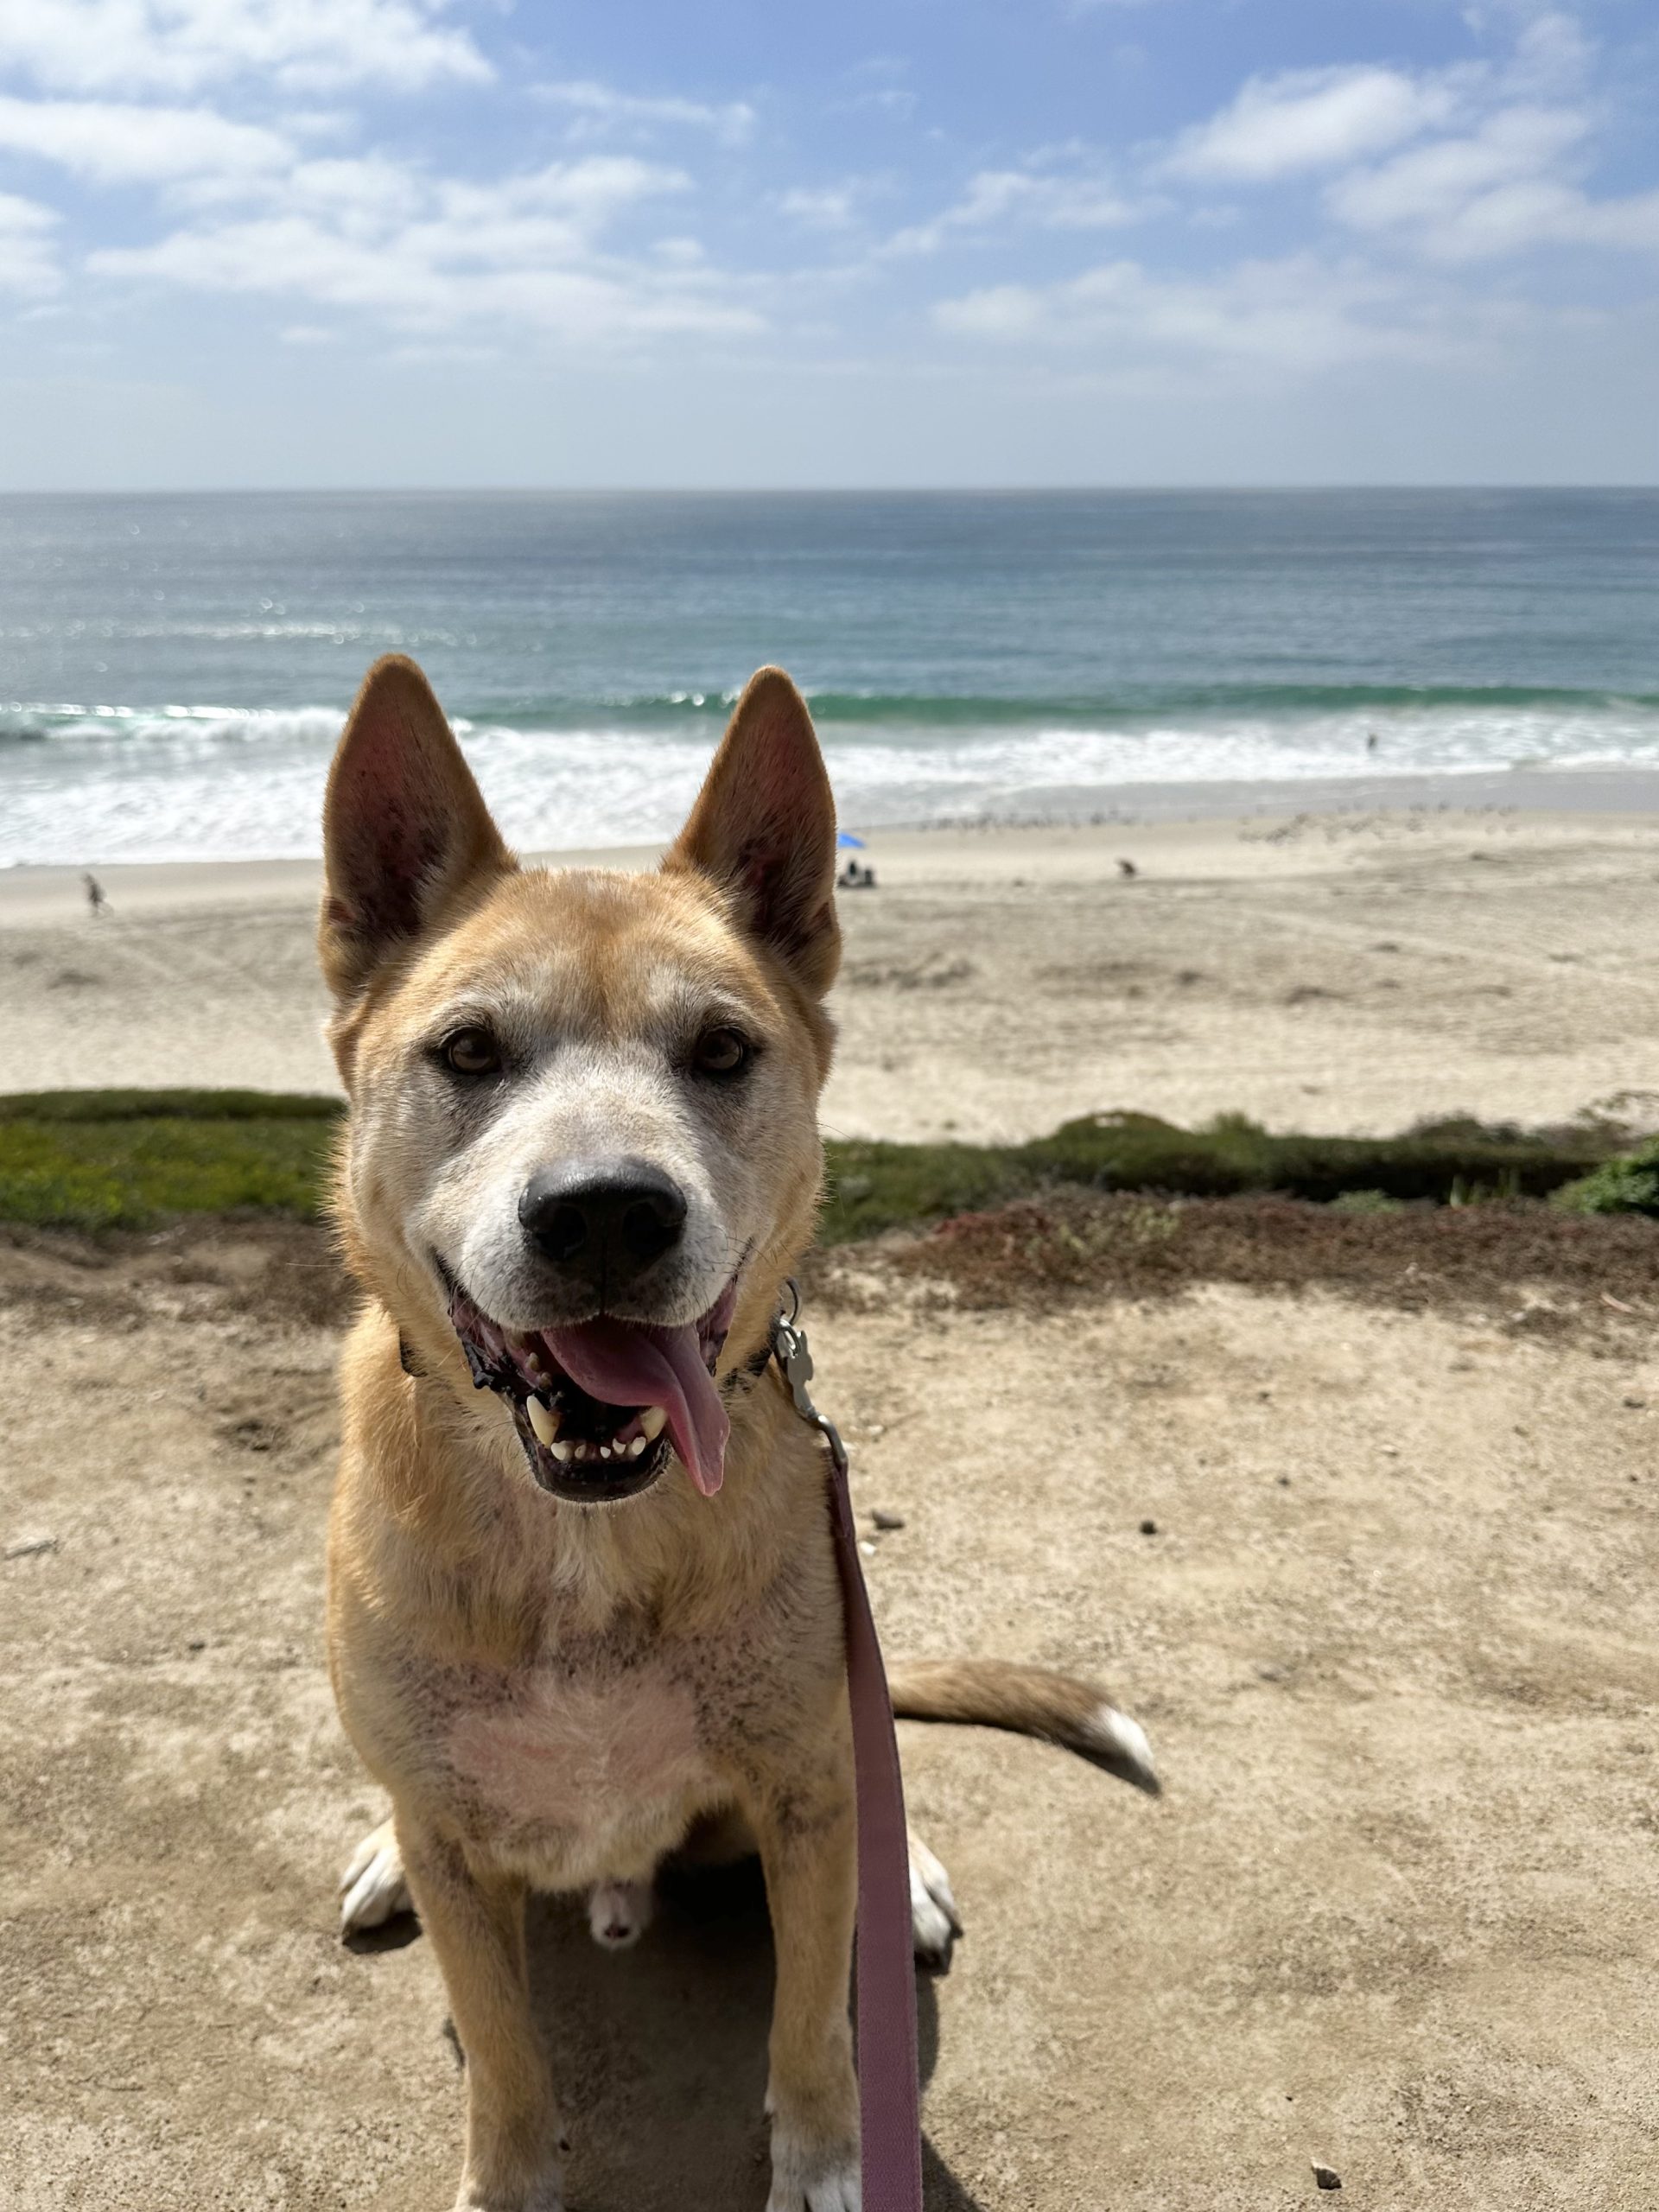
[766,2124,861,2211]
[453,2164,564,2212]
[340,1816,412,1936]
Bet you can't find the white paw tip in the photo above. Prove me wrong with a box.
[339,1845,412,1937]
[766,2157,861,2212]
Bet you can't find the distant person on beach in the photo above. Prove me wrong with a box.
[837,859,877,890]
[83,873,108,918]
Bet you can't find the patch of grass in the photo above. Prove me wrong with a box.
[0,1090,1624,1236]
[819,1138,1019,1244]
[818,1109,1611,1243]
[1552,1135,1659,1220]
[1328,1189,1407,1216]
[0,1093,340,1230]
[0,1088,342,1124]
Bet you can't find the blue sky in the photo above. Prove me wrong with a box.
[0,1,1656,486]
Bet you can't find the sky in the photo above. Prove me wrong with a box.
[0,0,1656,487]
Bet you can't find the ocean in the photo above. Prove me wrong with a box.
[3,488,1657,867]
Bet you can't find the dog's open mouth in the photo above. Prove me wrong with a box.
[444,1273,737,1505]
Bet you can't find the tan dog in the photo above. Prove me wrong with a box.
[321,656,1156,2212]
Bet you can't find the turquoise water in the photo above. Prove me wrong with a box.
[2,489,1656,863]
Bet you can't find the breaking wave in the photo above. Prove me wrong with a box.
[3,687,1659,867]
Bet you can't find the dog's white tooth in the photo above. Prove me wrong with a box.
[628,1435,646,1458]
[600,1445,613,1459]
[550,1439,574,1463]
[527,1397,558,1447]
[639,1405,667,1441]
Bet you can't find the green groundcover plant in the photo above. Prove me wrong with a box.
[1552,1136,1659,1220]
[0,1091,1636,1240]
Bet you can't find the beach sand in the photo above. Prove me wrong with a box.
[5,798,1659,1137]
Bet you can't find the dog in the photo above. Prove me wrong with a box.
[320,655,1157,2212]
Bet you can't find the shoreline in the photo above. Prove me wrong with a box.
[4,764,1659,912]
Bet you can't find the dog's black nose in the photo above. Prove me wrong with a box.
[518,1159,688,1281]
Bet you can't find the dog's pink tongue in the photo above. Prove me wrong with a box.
[541,1320,729,1497]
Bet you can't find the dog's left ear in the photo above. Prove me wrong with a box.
[664,666,841,995]
[319,654,513,1001]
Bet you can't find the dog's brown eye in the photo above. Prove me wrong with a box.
[694,1027,751,1078]
[442,1026,501,1076]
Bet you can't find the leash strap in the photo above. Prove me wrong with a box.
[771,1290,925,2212]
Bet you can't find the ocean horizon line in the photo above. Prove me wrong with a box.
[3,482,1659,502]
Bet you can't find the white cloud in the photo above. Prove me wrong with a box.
[0,191,59,293]
[934,252,1454,372]
[1331,102,1659,260]
[1147,22,1659,269]
[258,155,427,228]
[0,94,290,185]
[779,186,860,230]
[0,0,489,97]
[1332,105,1588,235]
[832,62,918,124]
[1501,10,1595,102]
[87,154,765,346]
[848,87,918,119]
[886,166,1139,255]
[1165,65,1461,182]
[535,79,755,148]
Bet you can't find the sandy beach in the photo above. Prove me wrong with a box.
[6,790,1659,1139]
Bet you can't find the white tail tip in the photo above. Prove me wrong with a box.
[1084,1704,1160,1795]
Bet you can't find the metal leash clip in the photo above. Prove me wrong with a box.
[770,1276,849,1480]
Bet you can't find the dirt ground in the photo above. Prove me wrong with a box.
[7,808,1659,1142]
[3,1218,1657,2210]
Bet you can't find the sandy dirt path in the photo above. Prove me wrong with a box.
[6,808,1659,1138]
[3,1225,1656,2210]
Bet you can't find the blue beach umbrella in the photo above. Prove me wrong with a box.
[836,831,866,849]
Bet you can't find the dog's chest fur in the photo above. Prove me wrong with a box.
[452,1656,706,1821]
[401,1611,741,1886]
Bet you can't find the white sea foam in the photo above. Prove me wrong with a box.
[3,698,1659,867]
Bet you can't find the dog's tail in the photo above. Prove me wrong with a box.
[887,1658,1160,1796]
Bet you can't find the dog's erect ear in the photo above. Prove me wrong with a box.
[664,667,841,995]
[319,654,512,1000]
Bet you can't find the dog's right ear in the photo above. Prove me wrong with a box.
[664,667,840,997]
[319,655,512,1000]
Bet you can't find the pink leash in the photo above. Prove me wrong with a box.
[771,1292,925,2212]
